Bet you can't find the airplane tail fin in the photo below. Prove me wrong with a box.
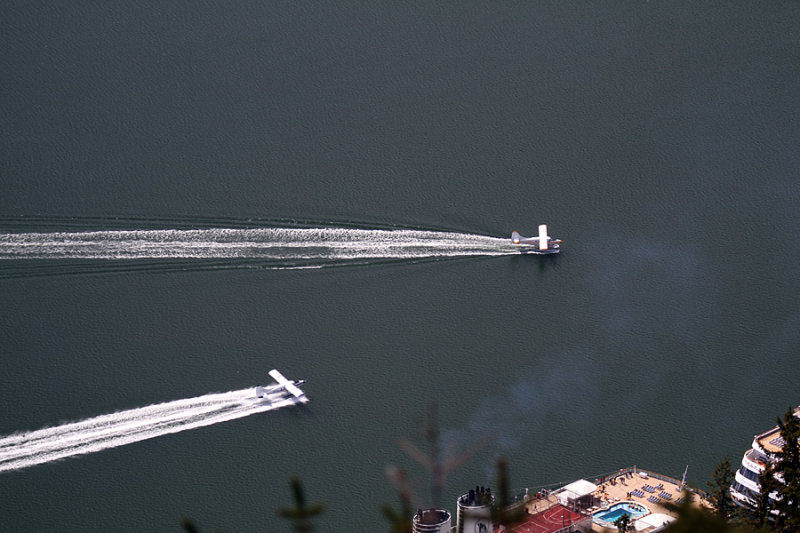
[255,386,265,398]
[511,231,521,244]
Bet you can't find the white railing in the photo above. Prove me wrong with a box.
[510,466,710,503]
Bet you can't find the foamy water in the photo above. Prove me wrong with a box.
[0,387,303,473]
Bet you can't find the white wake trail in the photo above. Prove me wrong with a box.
[0,388,301,473]
[0,228,516,261]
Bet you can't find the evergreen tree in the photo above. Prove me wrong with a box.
[755,462,777,528]
[276,477,325,533]
[381,467,413,533]
[491,458,523,527]
[663,492,763,533]
[755,407,800,532]
[708,455,735,519]
[771,407,800,532]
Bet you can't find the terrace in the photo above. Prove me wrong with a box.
[756,406,800,454]
[498,467,709,533]
[586,468,709,531]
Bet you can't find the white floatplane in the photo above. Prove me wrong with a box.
[511,224,561,254]
[256,369,308,403]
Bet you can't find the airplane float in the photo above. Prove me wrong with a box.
[511,224,561,254]
[256,369,308,403]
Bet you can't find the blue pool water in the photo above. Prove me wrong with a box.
[593,502,648,523]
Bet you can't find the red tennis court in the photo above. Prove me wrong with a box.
[497,504,587,533]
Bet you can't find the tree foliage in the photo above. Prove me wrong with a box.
[381,467,413,533]
[490,458,524,527]
[758,407,800,532]
[708,455,736,519]
[756,463,778,528]
[614,512,632,532]
[276,477,325,533]
[663,493,764,533]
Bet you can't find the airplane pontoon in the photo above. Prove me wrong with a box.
[511,224,561,254]
[256,369,308,403]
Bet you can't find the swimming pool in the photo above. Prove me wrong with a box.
[593,502,648,524]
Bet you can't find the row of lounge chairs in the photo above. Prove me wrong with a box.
[645,493,677,505]
[642,483,665,493]
[633,487,673,502]
[770,436,786,447]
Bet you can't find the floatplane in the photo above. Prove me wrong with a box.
[256,369,308,403]
[511,224,561,254]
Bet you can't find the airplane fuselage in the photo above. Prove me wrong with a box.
[256,370,308,403]
[515,240,561,254]
[511,225,561,254]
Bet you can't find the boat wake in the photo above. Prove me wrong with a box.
[0,388,300,473]
[0,224,519,277]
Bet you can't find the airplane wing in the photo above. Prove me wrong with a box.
[538,224,549,251]
[511,225,560,253]
[268,369,305,399]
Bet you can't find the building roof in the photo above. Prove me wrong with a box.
[557,479,598,505]
[635,513,675,531]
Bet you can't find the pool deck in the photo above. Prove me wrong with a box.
[586,469,692,531]
[504,468,710,533]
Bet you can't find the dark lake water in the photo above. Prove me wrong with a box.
[1,3,798,531]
